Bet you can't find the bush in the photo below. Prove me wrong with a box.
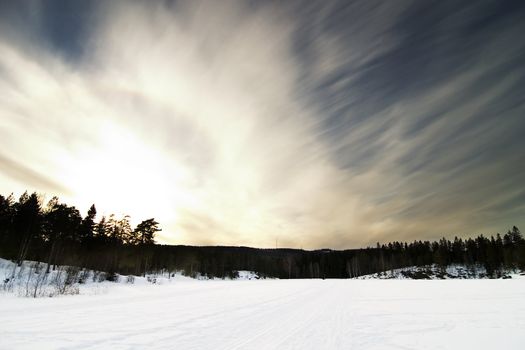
[92,271,104,282]
[78,269,90,284]
[226,270,239,279]
[51,266,80,296]
[105,272,119,282]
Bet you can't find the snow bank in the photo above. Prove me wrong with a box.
[357,264,522,279]
[0,258,261,298]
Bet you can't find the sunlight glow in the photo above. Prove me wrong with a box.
[1,1,523,248]
[56,122,195,242]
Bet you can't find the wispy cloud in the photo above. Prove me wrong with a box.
[0,0,524,248]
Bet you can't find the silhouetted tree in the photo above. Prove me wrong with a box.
[43,199,81,272]
[133,218,160,245]
[12,192,43,265]
[0,190,523,279]
[79,204,97,244]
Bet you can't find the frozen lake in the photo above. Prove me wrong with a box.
[1,278,524,349]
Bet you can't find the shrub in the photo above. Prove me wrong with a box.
[105,272,119,282]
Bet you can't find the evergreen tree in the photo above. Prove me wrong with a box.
[79,204,97,243]
[95,216,108,242]
[0,194,15,256]
[12,192,43,265]
[43,199,82,271]
[133,218,160,245]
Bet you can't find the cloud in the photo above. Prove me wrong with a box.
[0,0,524,248]
[0,152,70,195]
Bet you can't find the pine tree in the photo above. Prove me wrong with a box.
[133,218,161,245]
[79,204,97,243]
[12,192,43,265]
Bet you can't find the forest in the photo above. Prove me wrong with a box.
[1,191,524,279]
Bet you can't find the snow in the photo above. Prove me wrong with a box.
[356,264,515,279]
[235,270,260,280]
[0,258,195,297]
[1,260,525,349]
[0,258,262,298]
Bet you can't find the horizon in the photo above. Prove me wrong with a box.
[2,189,521,251]
[1,0,524,249]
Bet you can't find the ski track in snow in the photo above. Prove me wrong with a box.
[1,278,525,349]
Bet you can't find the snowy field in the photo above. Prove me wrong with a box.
[1,275,525,349]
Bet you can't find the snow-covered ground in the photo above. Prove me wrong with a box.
[1,264,524,349]
[0,258,262,298]
[357,263,521,279]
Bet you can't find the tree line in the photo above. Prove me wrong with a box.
[1,191,524,279]
[0,192,160,277]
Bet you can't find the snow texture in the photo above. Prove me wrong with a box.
[0,258,262,298]
[1,259,525,349]
[357,264,519,279]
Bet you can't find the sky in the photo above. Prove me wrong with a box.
[0,0,524,249]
